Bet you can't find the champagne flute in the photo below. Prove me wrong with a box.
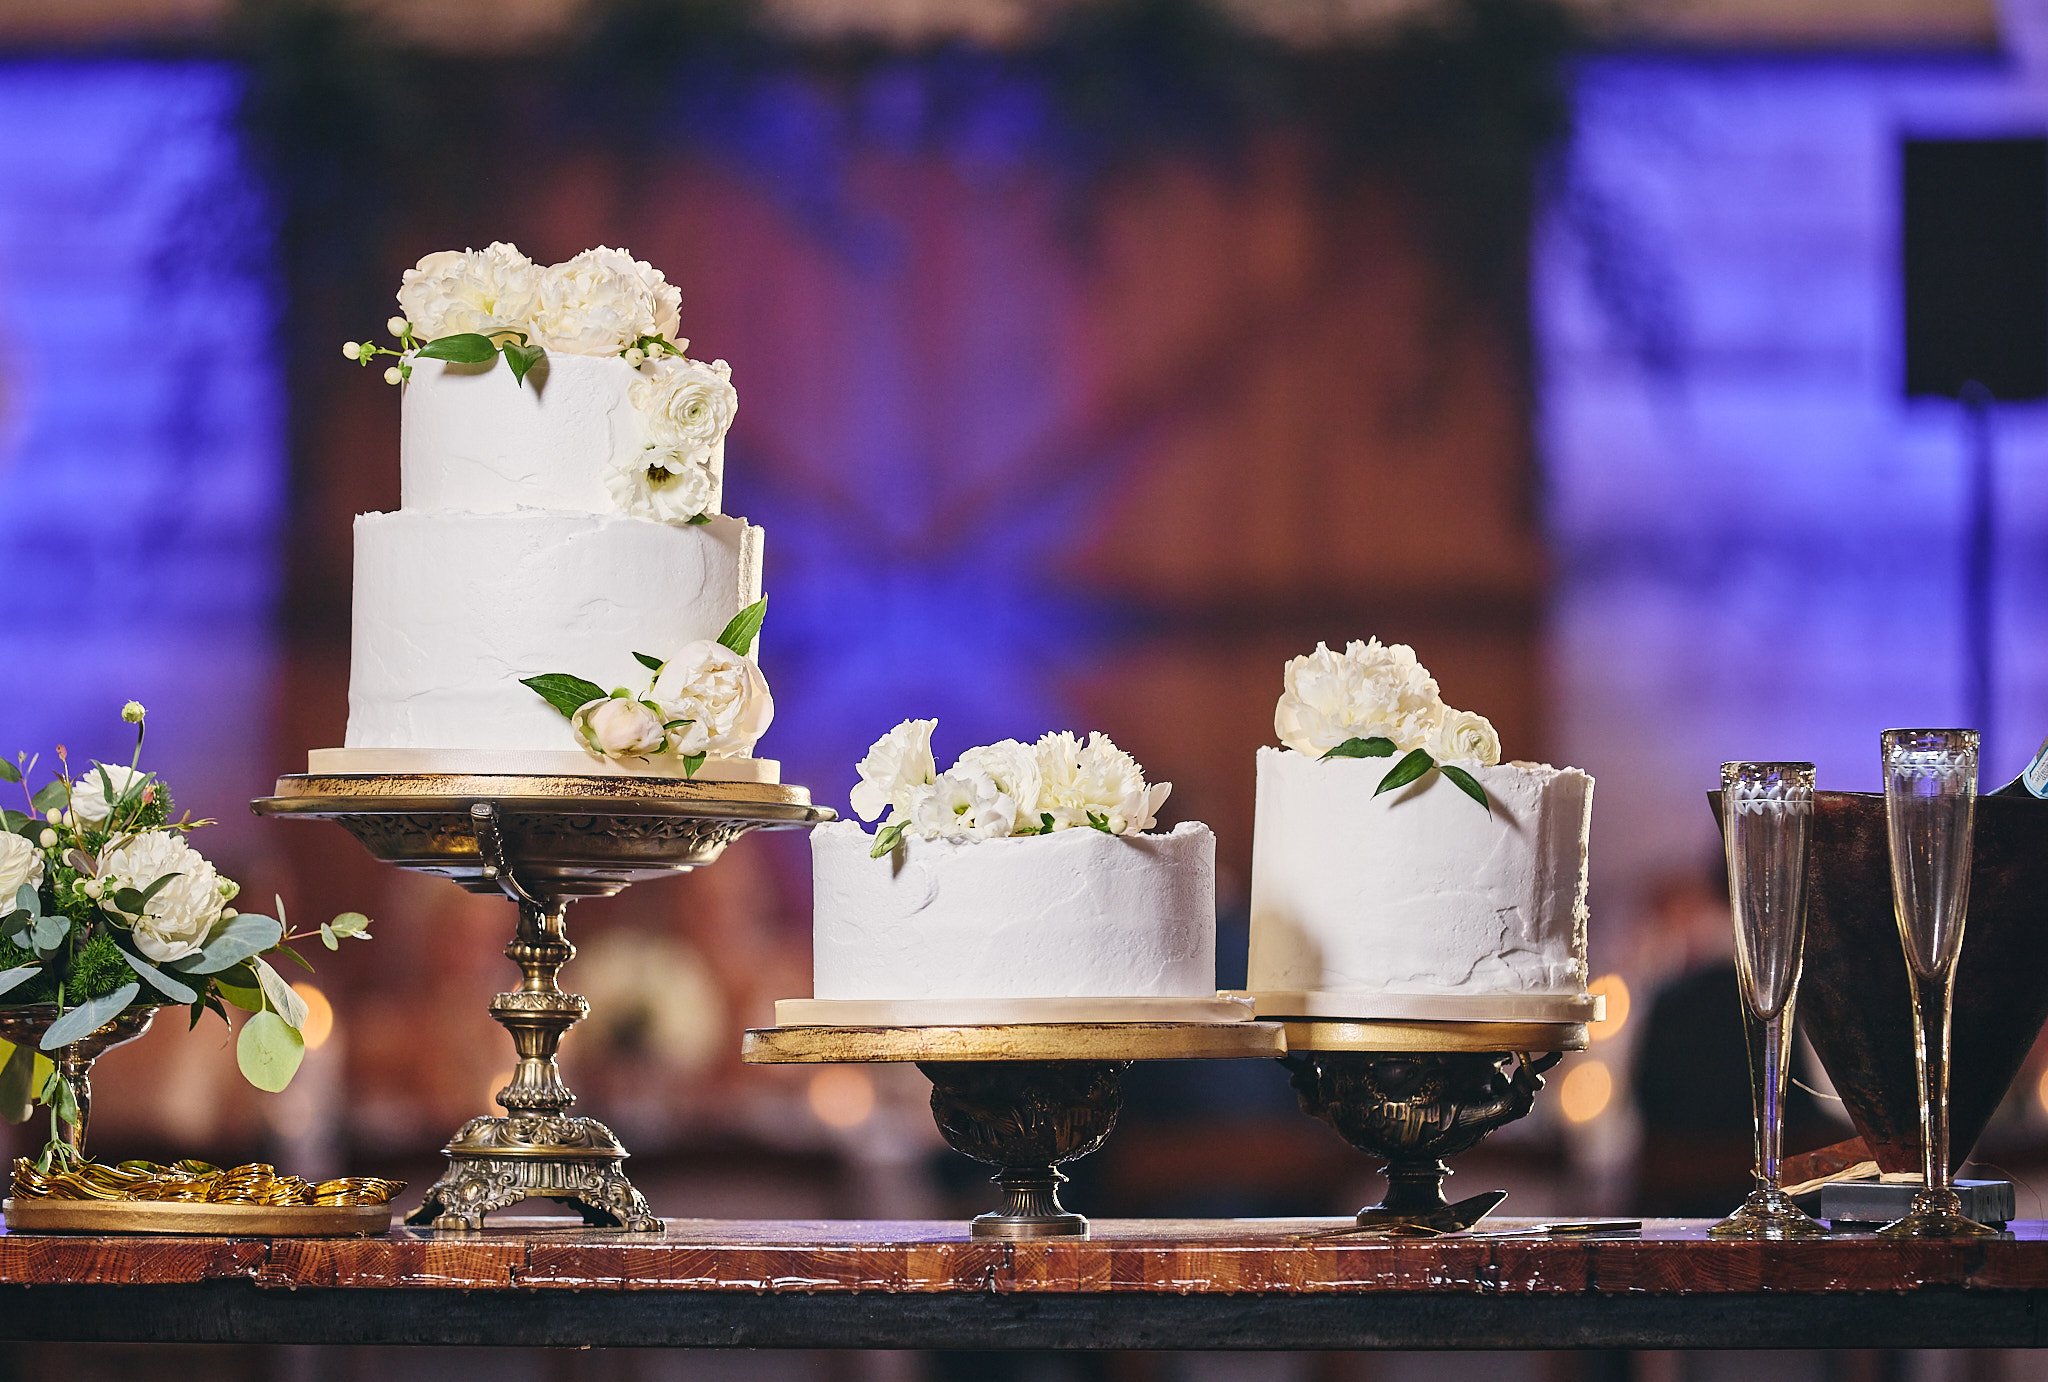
[1878,728,1996,1239]
[1710,762,1827,1239]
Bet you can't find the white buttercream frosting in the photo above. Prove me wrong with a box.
[345,510,762,751]
[810,820,1218,1000]
[1247,747,1591,998]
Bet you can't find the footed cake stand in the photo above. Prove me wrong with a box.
[255,772,832,1231]
[743,1015,1283,1238]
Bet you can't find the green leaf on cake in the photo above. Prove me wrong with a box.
[716,596,768,656]
[681,752,707,778]
[868,820,909,860]
[1374,748,1435,797]
[500,340,546,386]
[1439,763,1492,813]
[520,673,608,720]
[1322,737,1398,760]
[416,333,498,364]
[687,514,711,525]
[1085,810,1113,834]
[632,651,666,673]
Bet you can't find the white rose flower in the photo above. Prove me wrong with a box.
[651,640,774,757]
[396,242,541,341]
[97,830,224,964]
[0,833,44,904]
[630,355,737,460]
[571,696,669,761]
[69,763,150,826]
[850,719,938,824]
[604,451,718,523]
[1035,731,1169,834]
[1274,638,1445,756]
[953,740,1043,830]
[529,246,681,355]
[1428,708,1502,766]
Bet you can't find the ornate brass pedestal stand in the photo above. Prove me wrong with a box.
[0,1004,156,1159]
[1278,1019,1585,1234]
[256,773,831,1231]
[743,1021,1283,1238]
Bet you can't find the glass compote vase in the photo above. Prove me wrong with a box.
[1878,727,1997,1239]
[1711,761,1827,1240]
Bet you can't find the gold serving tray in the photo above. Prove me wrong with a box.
[4,1197,393,1236]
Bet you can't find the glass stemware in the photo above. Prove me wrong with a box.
[1878,727,1996,1239]
[1710,762,1827,1239]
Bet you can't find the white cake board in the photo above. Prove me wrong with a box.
[1234,989,1602,1024]
[773,995,1256,1028]
[307,747,780,784]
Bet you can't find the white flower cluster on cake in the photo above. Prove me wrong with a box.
[851,720,1171,858]
[521,598,773,776]
[342,242,740,527]
[1276,638,1500,809]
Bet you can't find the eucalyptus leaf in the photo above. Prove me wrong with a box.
[632,651,665,673]
[0,760,18,785]
[39,984,142,1050]
[520,673,608,720]
[254,957,309,1029]
[327,912,370,938]
[120,950,197,1004]
[319,924,337,951]
[868,820,909,860]
[179,912,283,975]
[2,810,28,833]
[500,340,546,386]
[29,781,65,814]
[1438,764,1492,813]
[0,1041,35,1124]
[1374,748,1436,797]
[715,596,768,656]
[14,884,40,917]
[416,332,497,364]
[30,914,70,954]
[213,967,265,1014]
[236,1010,305,1093]
[0,964,42,1000]
[1322,737,1399,760]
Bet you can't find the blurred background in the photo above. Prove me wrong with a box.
[4,0,2048,1376]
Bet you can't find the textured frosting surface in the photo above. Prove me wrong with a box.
[346,510,761,750]
[1247,747,1591,996]
[811,820,1218,1000]
[402,354,724,514]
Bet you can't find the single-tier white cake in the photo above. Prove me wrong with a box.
[1247,748,1593,1018]
[810,820,1217,1001]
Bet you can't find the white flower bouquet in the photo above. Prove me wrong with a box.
[851,720,1172,859]
[0,705,371,1167]
[1274,637,1501,809]
[342,241,738,527]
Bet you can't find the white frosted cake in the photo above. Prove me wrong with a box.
[788,722,1232,1021]
[1245,640,1595,1021]
[316,243,776,780]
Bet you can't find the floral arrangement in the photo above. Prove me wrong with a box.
[0,705,371,1167]
[1275,638,1500,810]
[521,598,773,775]
[342,242,738,527]
[851,720,1171,858]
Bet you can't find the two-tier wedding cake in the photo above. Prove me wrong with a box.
[311,243,776,781]
[1245,639,1596,1022]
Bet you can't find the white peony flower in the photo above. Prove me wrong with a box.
[1035,731,1169,834]
[529,246,681,355]
[69,764,150,826]
[571,696,669,761]
[396,242,541,341]
[850,719,938,824]
[630,355,737,462]
[651,640,774,757]
[604,451,718,523]
[953,740,1042,831]
[97,830,224,964]
[1275,639,1445,757]
[0,833,44,904]
[1427,708,1502,766]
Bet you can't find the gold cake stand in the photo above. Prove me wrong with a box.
[256,772,833,1232]
[1275,1016,1588,1234]
[744,1019,1284,1238]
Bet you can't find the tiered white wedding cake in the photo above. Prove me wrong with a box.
[1245,640,1595,1022]
[311,243,777,781]
[792,721,1232,1022]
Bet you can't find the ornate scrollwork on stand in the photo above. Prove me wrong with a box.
[919,1060,1130,1240]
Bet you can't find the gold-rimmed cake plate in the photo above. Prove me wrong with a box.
[743,1019,1285,1065]
[1273,1017,1589,1055]
[1235,989,1602,1026]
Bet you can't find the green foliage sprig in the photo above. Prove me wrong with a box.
[1321,736,1490,812]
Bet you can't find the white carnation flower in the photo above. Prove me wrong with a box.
[909,768,1023,841]
[604,451,718,523]
[529,246,681,355]
[69,763,150,826]
[1428,708,1502,766]
[651,640,774,757]
[1035,731,1168,834]
[953,740,1042,831]
[630,355,737,460]
[1274,638,1445,756]
[0,833,43,904]
[396,242,540,341]
[850,719,938,824]
[97,830,224,964]
[571,696,669,761]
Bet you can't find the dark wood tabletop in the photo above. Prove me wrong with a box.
[0,1217,2043,1351]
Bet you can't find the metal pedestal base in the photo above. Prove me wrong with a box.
[923,1060,1126,1240]
[407,1114,658,1232]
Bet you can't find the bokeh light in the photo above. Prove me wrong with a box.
[1588,974,1631,1042]
[1560,1059,1613,1124]
[291,983,334,1052]
[806,1067,876,1130]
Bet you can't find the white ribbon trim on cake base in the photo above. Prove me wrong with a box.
[307,747,781,784]
[773,994,1256,1027]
